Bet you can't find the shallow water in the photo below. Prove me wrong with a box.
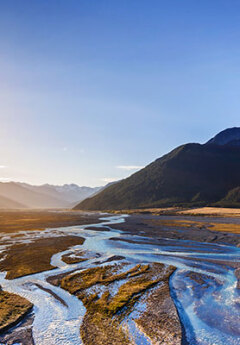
[0,214,239,344]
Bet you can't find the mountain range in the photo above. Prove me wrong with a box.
[75,127,240,210]
[0,182,101,209]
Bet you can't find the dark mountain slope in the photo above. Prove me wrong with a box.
[206,127,240,147]
[75,143,240,210]
[215,186,240,208]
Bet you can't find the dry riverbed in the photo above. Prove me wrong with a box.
[0,209,239,344]
[50,261,181,345]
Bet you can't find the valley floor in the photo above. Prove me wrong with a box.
[0,209,239,344]
[112,206,240,218]
[0,209,102,233]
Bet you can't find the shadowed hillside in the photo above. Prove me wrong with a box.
[75,128,240,210]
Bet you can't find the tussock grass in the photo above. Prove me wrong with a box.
[0,289,32,332]
[89,275,161,316]
[144,218,240,234]
[209,223,240,234]
[0,236,85,279]
[61,263,149,294]
[148,219,205,229]
[179,207,240,217]
[60,262,175,345]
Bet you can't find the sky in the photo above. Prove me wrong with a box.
[0,0,240,186]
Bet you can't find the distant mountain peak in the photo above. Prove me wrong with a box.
[0,182,103,209]
[206,127,240,147]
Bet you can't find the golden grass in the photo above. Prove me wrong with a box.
[60,262,175,345]
[112,206,240,218]
[143,218,240,234]
[0,210,101,234]
[0,235,85,279]
[91,275,161,316]
[61,264,149,294]
[209,223,240,234]
[148,219,204,228]
[178,207,240,217]
[111,207,181,215]
[62,263,172,317]
[0,289,32,332]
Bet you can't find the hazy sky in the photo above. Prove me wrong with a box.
[1,1,240,186]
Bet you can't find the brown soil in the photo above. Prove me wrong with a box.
[0,235,85,279]
[0,312,34,345]
[85,226,110,232]
[136,273,181,345]
[81,311,130,345]
[62,250,88,264]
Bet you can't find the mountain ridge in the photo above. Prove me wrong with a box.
[206,127,240,147]
[0,182,102,209]
[75,127,240,210]
[17,182,101,204]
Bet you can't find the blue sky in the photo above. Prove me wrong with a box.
[0,0,240,186]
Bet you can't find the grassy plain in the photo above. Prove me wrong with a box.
[0,289,33,333]
[113,207,240,235]
[113,206,240,218]
[0,235,85,279]
[147,218,240,234]
[0,209,101,234]
[0,210,103,279]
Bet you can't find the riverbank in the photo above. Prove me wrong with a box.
[0,212,239,344]
[111,213,240,246]
[111,206,240,218]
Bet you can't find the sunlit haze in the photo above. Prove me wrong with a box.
[1,1,240,186]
